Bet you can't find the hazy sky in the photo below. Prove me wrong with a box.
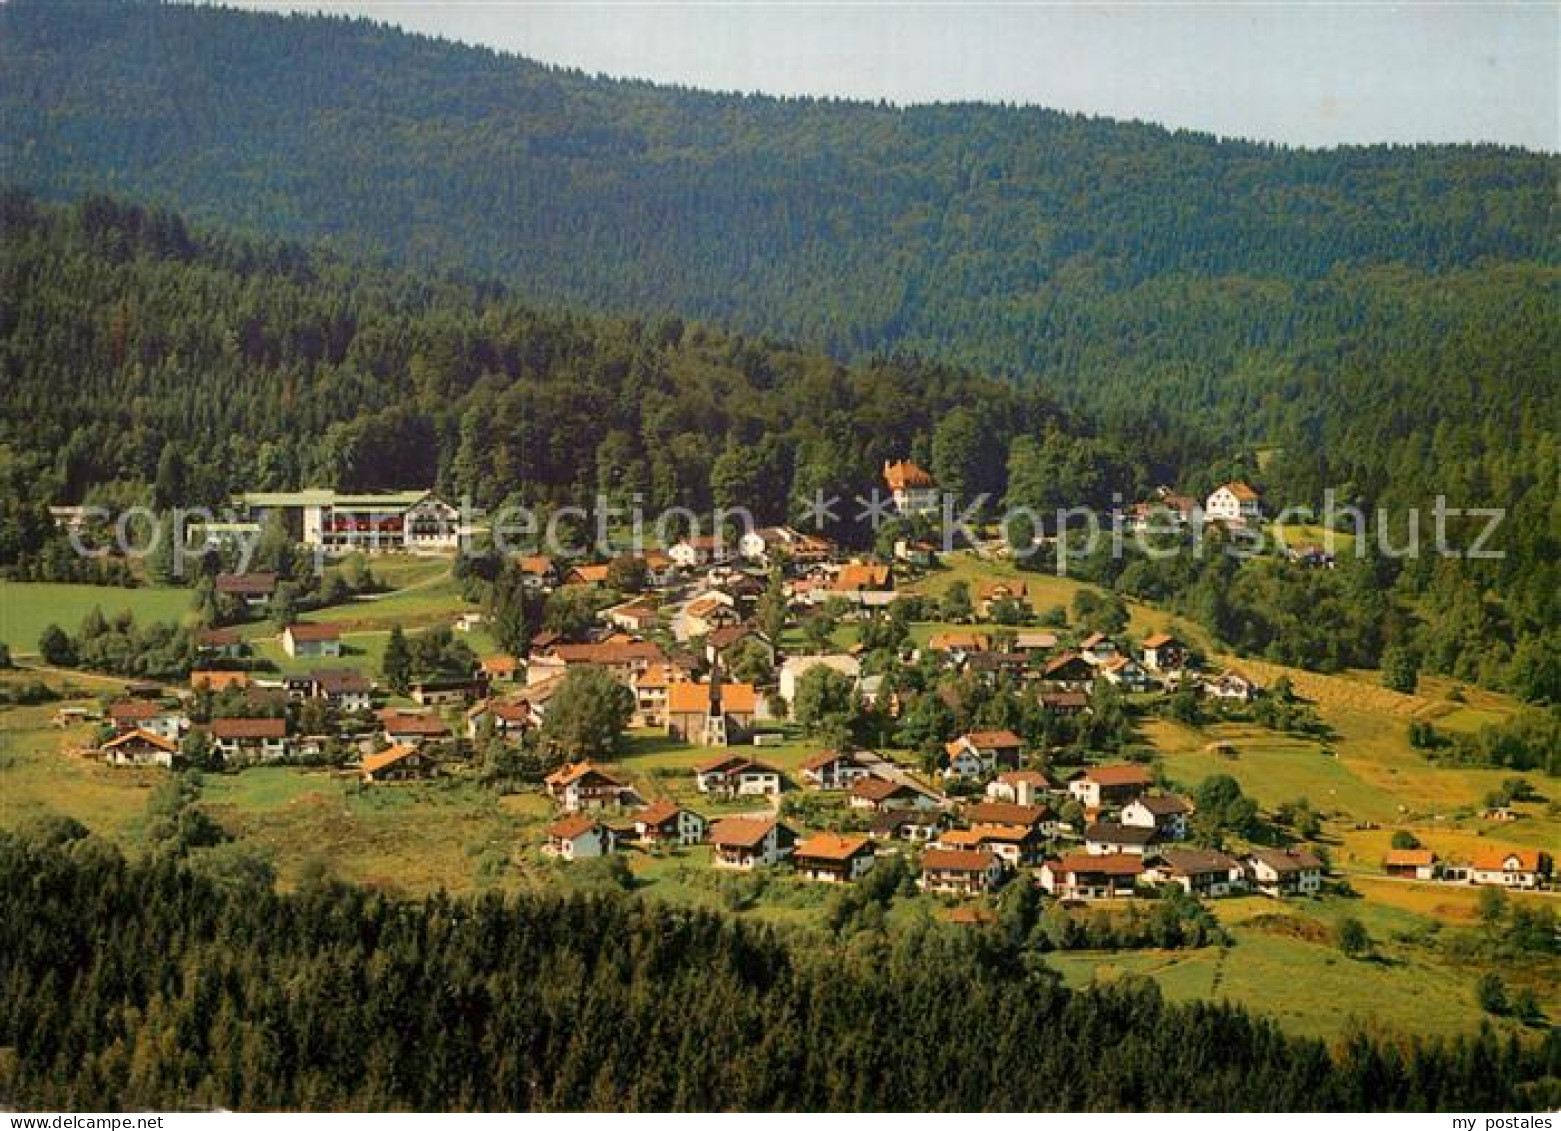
[227,2,1559,150]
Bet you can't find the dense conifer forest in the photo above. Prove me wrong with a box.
[0,828,1556,1110]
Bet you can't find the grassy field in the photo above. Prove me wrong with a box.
[0,581,197,654]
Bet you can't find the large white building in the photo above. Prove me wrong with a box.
[230,489,461,553]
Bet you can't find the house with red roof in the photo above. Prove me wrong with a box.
[918,848,1004,896]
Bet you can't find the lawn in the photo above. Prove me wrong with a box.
[0,701,157,841]
[0,581,197,654]
[1048,892,1545,1043]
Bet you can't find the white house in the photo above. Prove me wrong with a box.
[710,818,797,869]
[281,623,342,659]
[668,534,733,570]
[1247,848,1323,897]
[1039,853,1144,899]
[799,749,876,791]
[694,754,783,797]
[1468,849,1551,889]
[1067,764,1154,810]
[1146,848,1247,898]
[1205,481,1262,526]
[919,848,1004,896]
[107,700,185,742]
[1083,822,1157,856]
[941,730,1023,782]
[544,762,635,811]
[209,717,290,763]
[634,801,708,846]
[99,728,179,768]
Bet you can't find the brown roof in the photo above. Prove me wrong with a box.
[978,580,1028,601]
[101,727,178,753]
[709,817,780,849]
[795,833,873,862]
[1383,849,1436,868]
[883,460,935,490]
[214,571,277,596]
[1043,651,1093,677]
[380,711,452,737]
[1250,847,1323,873]
[851,776,924,802]
[284,622,340,642]
[997,769,1055,788]
[1084,821,1157,847]
[517,554,555,576]
[196,627,241,646]
[565,563,611,585]
[921,848,996,873]
[481,654,520,674]
[210,717,287,739]
[1157,848,1241,877]
[1051,853,1144,877]
[545,761,624,789]
[1142,632,1179,649]
[1131,793,1192,816]
[547,641,665,667]
[109,700,167,721]
[800,749,858,771]
[548,814,605,840]
[1079,764,1154,788]
[1221,481,1260,501]
[310,668,372,694]
[963,729,1023,750]
[636,800,695,828]
[928,631,990,652]
[963,802,1048,827]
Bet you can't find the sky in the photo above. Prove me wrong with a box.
[226,2,1559,151]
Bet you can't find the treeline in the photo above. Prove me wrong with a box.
[1,831,1557,1111]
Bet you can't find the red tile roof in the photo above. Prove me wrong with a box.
[210,717,286,739]
[921,848,996,873]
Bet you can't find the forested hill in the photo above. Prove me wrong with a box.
[2,0,1555,401]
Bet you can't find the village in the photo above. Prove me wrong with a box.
[54,462,1552,913]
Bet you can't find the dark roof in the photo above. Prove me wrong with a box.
[210,717,287,739]
[1084,821,1157,846]
[1131,793,1192,816]
[215,572,278,596]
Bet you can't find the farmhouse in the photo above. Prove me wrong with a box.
[360,743,435,784]
[209,717,290,763]
[918,848,1004,896]
[1041,651,1096,691]
[848,775,942,812]
[799,749,875,791]
[693,753,783,797]
[1383,849,1438,880]
[1039,853,1144,900]
[99,728,179,768]
[1083,821,1157,856]
[882,460,939,515]
[545,815,616,861]
[195,627,245,659]
[794,833,877,883]
[1067,764,1154,810]
[709,818,797,870]
[633,801,708,846]
[1467,849,1551,889]
[107,700,184,742]
[1120,794,1193,840]
[985,769,1057,807]
[215,571,278,607]
[545,762,634,811]
[941,730,1023,781]
[379,710,452,746]
[976,580,1028,618]
[1141,632,1187,673]
[281,622,341,658]
[1146,848,1247,897]
[306,668,373,711]
[465,698,535,740]
[1205,669,1260,702]
[1247,848,1324,897]
[1205,481,1262,526]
